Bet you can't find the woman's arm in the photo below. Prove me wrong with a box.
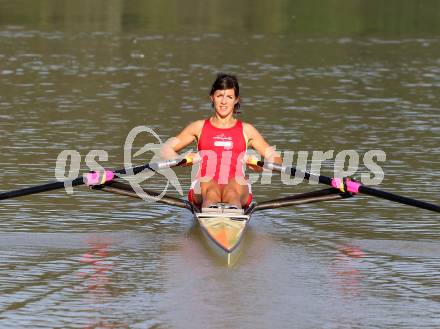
[160,120,204,160]
[244,123,282,164]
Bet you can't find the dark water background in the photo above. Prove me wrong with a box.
[0,1,439,328]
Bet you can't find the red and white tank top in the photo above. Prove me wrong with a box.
[197,119,247,184]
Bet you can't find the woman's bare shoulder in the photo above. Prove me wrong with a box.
[242,122,260,136]
[186,119,205,133]
[175,119,206,139]
[192,119,206,127]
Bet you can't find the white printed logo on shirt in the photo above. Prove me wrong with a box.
[213,134,233,150]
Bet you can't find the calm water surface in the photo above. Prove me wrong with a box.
[0,1,439,328]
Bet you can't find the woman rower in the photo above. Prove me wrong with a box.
[160,73,281,209]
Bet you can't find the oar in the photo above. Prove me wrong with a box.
[247,157,440,213]
[0,157,191,201]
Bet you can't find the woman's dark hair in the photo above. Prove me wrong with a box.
[210,73,241,113]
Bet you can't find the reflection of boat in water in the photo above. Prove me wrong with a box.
[79,239,113,291]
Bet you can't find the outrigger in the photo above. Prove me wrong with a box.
[1,157,439,266]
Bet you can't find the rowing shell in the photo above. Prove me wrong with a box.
[193,203,251,266]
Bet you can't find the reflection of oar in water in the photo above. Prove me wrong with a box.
[246,157,440,213]
[0,158,191,201]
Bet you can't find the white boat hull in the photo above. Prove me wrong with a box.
[193,203,250,266]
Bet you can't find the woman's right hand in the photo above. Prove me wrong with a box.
[183,152,200,166]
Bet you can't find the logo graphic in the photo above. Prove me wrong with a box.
[122,126,183,202]
[54,126,387,202]
[213,133,233,150]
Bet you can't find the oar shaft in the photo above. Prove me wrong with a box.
[358,185,440,213]
[254,160,440,213]
[115,158,187,176]
[0,178,83,200]
[257,160,331,184]
[0,158,189,201]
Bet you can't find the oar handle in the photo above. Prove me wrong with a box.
[246,156,440,213]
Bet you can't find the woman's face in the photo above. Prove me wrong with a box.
[210,88,239,118]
